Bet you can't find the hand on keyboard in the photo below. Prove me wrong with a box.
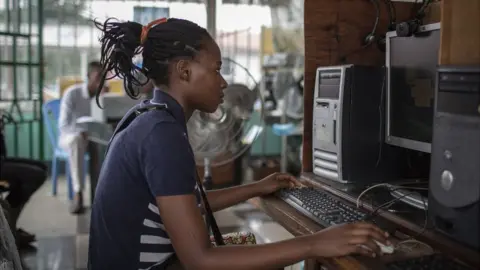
[255,172,304,195]
[308,222,391,258]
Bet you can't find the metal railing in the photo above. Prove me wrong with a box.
[0,0,44,159]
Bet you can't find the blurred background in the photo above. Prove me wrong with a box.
[0,1,306,269]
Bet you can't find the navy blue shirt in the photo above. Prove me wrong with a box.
[88,90,201,270]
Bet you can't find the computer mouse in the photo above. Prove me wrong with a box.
[374,240,395,254]
[359,242,395,255]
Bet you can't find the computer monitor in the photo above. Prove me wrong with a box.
[91,93,139,124]
[385,22,441,153]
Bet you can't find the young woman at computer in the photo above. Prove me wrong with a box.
[88,18,390,270]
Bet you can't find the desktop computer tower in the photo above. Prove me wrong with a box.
[429,66,480,250]
[312,65,401,183]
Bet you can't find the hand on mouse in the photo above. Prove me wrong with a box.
[307,222,391,258]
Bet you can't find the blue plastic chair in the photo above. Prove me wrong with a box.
[272,123,296,136]
[42,99,88,200]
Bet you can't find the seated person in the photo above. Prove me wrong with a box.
[88,18,390,270]
[0,114,47,248]
[58,61,108,214]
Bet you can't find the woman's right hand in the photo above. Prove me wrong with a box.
[308,222,391,258]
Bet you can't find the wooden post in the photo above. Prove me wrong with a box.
[439,0,480,65]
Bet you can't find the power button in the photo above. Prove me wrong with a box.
[441,170,454,191]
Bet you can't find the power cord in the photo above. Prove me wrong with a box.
[396,239,434,253]
[364,188,417,218]
[363,188,432,252]
[339,0,380,63]
[375,71,386,167]
[356,183,428,208]
[382,0,397,31]
[363,0,381,46]
[417,0,433,19]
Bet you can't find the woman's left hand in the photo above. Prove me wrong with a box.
[256,172,304,195]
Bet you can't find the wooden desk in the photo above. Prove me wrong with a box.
[86,122,113,204]
[288,0,480,268]
[249,173,480,269]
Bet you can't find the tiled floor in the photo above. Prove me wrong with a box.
[17,177,303,270]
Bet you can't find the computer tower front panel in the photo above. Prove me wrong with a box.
[312,66,347,182]
[429,66,480,250]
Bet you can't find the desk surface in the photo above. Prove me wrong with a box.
[249,173,480,269]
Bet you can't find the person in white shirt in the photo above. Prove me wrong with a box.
[58,61,107,214]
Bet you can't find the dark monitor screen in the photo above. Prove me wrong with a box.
[386,24,441,153]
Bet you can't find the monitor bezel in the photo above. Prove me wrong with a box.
[385,22,441,154]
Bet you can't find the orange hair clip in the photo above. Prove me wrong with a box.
[140,18,168,44]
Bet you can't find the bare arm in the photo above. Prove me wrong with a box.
[157,195,313,270]
[146,124,389,269]
[206,182,263,212]
[206,173,302,212]
[144,123,313,269]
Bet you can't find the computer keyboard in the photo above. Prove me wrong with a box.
[385,254,474,270]
[277,187,390,229]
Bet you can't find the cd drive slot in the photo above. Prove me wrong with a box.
[318,85,340,99]
[319,78,341,85]
[320,72,341,79]
[438,82,479,93]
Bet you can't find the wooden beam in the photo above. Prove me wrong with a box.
[439,0,480,65]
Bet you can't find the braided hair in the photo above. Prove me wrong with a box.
[93,17,211,106]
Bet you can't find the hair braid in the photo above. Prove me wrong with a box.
[94,17,211,107]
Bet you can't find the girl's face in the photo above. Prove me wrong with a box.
[184,39,228,113]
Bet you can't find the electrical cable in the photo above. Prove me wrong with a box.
[364,189,432,252]
[366,0,381,43]
[395,196,432,251]
[338,0,380,62]
[356,183,428,208]
[410,0,422,19]
[364,189,414,218]
[375,71,386,167]
[382,0,397,31]
[417,0,432,19]
[396,239,434,253]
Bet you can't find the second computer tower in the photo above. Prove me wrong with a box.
[312,65,401,183]
[429,66,480,250]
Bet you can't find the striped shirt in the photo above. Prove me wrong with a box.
[88,90,202,270]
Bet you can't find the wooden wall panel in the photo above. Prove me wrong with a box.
[302,0,421,172]
[439,0,480,65]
